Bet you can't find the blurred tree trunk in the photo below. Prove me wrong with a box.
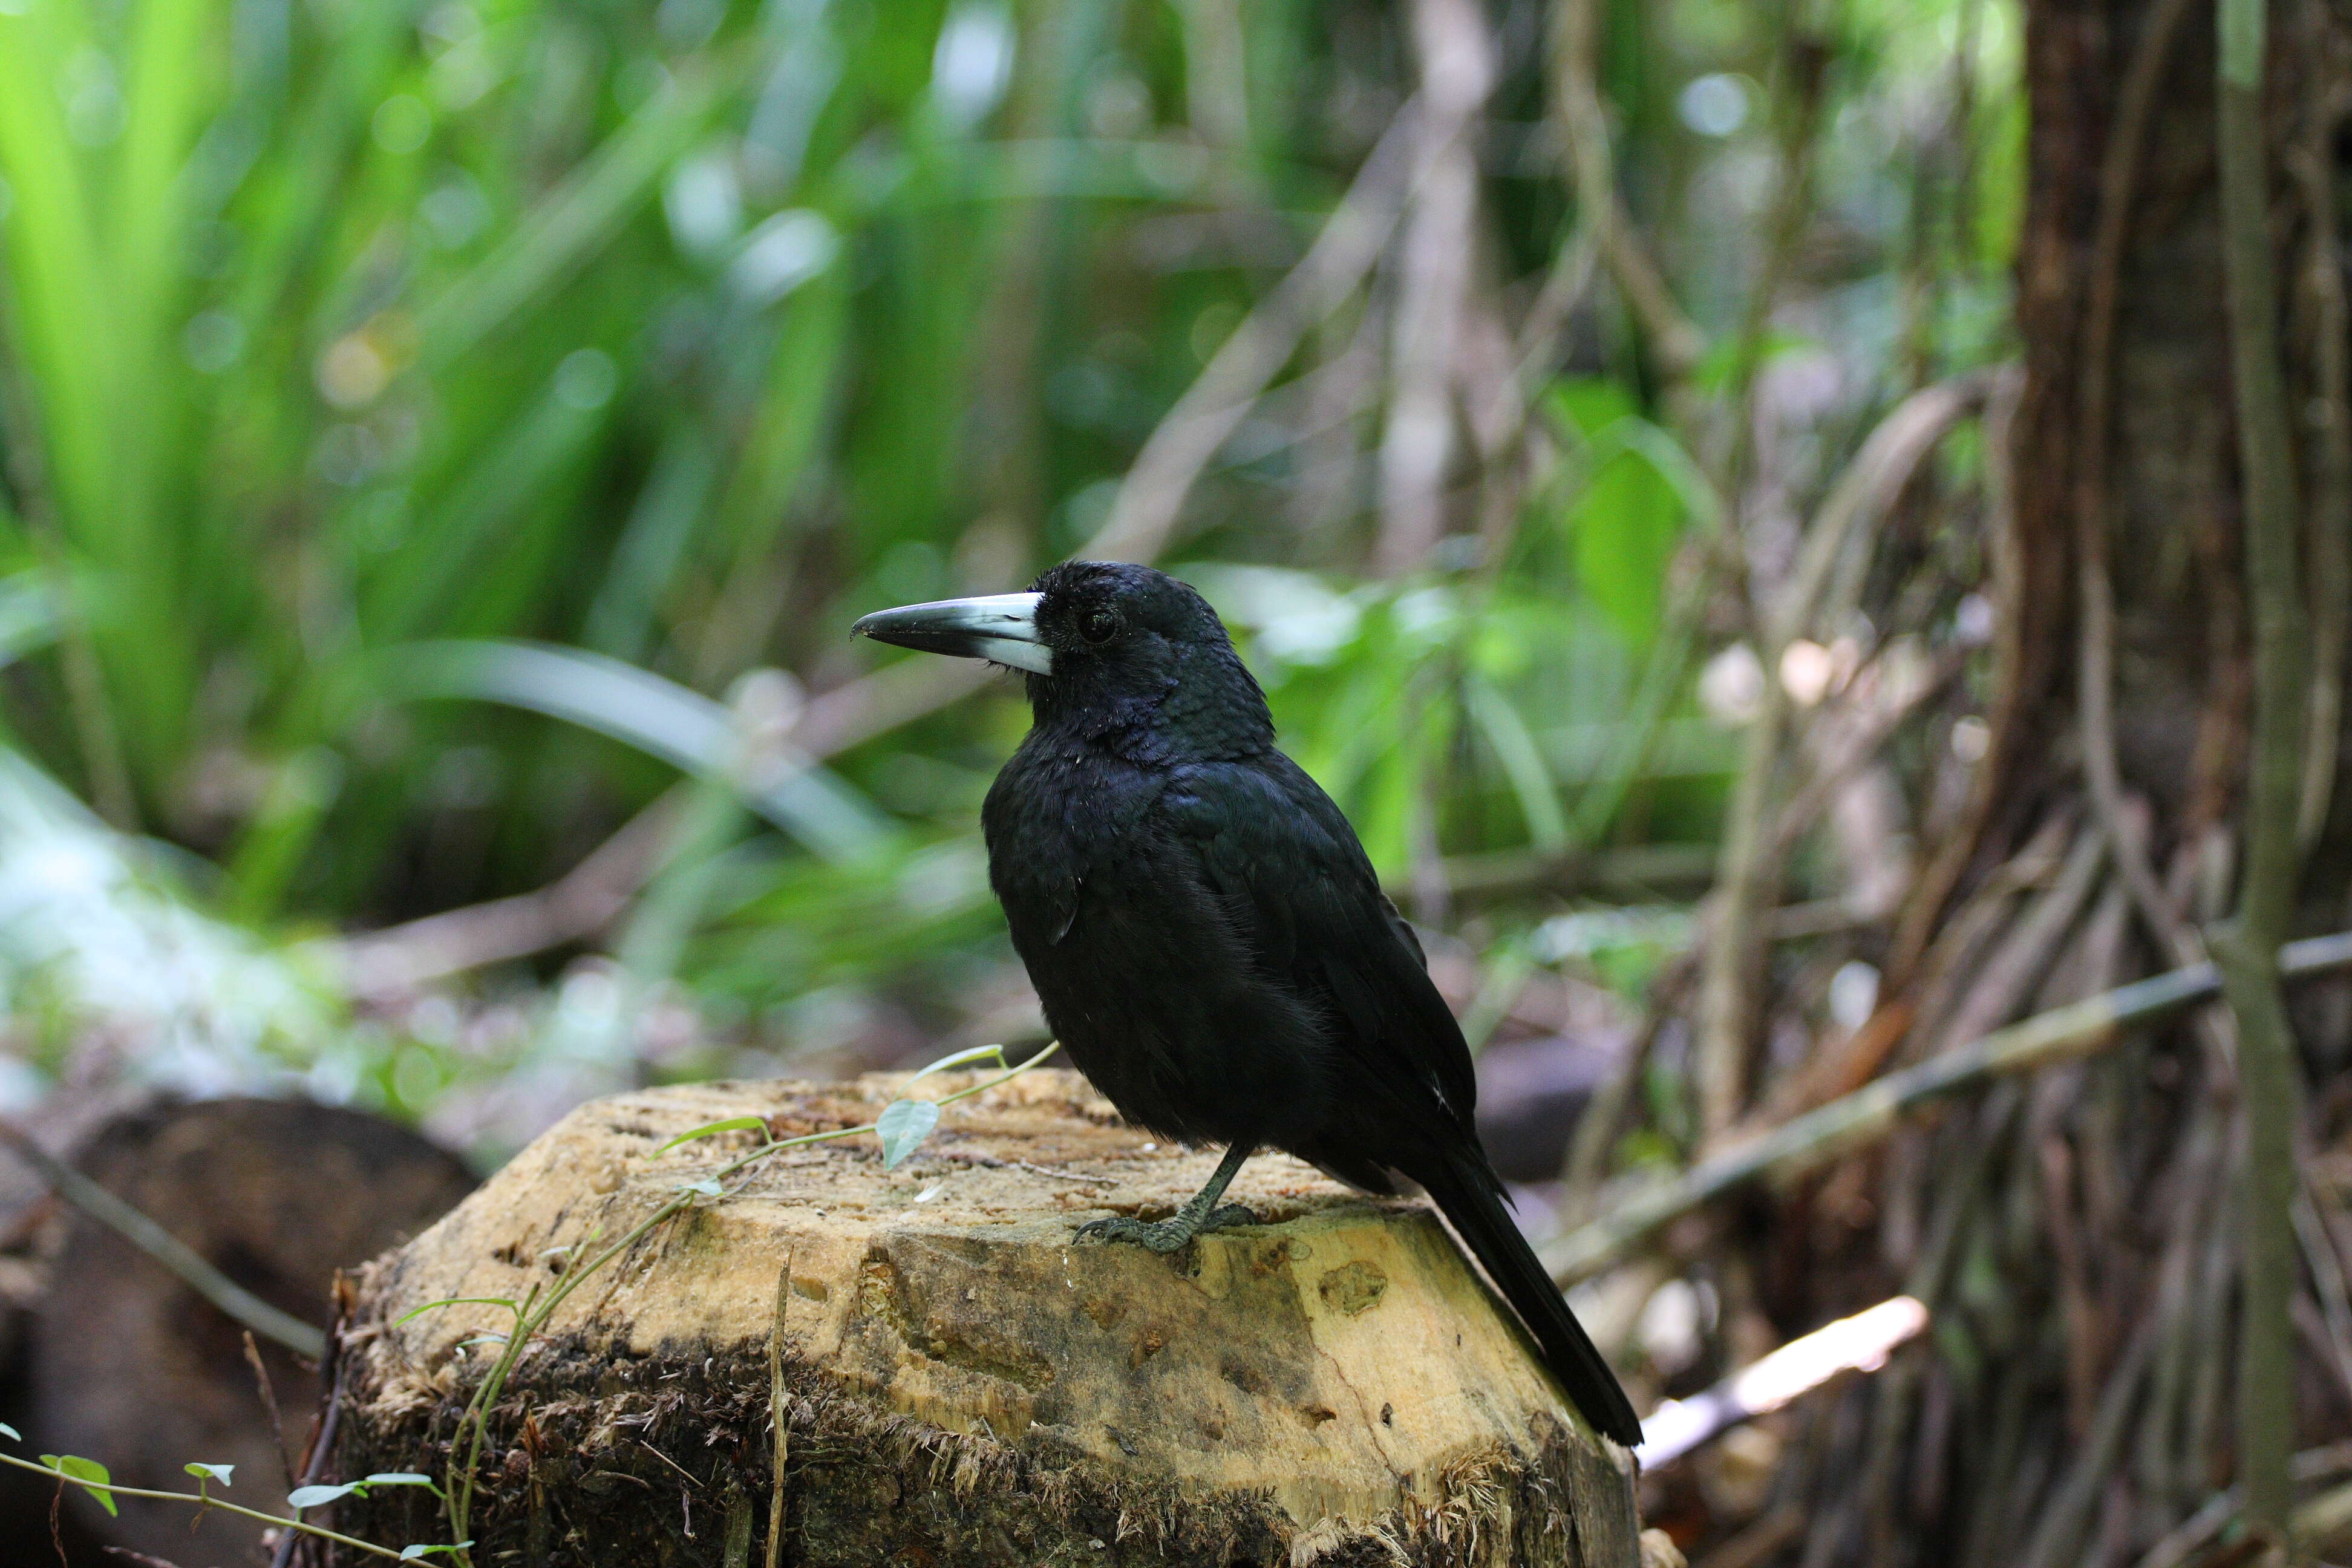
[1993,0,2253,922]
[1762,0,2352,1560]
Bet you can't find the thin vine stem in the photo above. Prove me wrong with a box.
[0,1452,416,1561]
[2215,0,2305,1537]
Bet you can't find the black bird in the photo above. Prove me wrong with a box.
[852,560,1642,1447]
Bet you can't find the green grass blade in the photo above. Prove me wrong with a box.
[373,639,895,860]
[416,59,741,366]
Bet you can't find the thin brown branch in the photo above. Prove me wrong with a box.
[242,1329,295,1491]
[1511,225,1601,391]
[1890,364,2026,984]
[1694,369,1999,1138]
[1377,0,1493,574]
[0,1119,326,1359]
[1546,0,1704,380]
[774,94,1453,770]
[2016,1310,2161,1568]
[273,1308,349,1568]
[792,656,998,762]
[1752,999,1916,1125]
[1929,824,2107,1057]
[1089,98,1442,566]
[332,786,685,999]
[1561,949,1699,1219]
[1541,927,2352,1286]
[1708,34,1832,501]
[1762,644,1967,872]
[2073,0,2201,959]
[765,1254,792,1568]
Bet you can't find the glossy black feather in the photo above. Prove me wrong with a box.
[977,561,1642,1446]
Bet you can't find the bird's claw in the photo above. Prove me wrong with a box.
[1075,1203,1259,1253]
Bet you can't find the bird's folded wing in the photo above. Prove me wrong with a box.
[1156,754,1478,1129]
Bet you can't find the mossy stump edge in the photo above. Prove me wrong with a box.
[327,1070,1641,1567]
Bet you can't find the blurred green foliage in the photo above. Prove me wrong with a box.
[0,0,2020,1147]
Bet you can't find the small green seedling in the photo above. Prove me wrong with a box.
[396,1296,526,1333]
[396,1296,521,1324]
[0,1432,455,1560]
[655,1117,770,1156]
[875,1099,939,1170]
[872,1042,1013,1169]
[185,1462,234,1524]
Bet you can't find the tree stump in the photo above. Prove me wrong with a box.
[331,1070,1641,1567]
[0,1097,477,1568]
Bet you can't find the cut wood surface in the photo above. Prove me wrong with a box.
[331,1070,1641,1567]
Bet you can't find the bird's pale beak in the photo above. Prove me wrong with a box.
[851,592,1052,675]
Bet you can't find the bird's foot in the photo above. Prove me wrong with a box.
[1076,1203,1259,1253]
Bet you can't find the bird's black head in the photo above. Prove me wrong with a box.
[852,560,1273,755]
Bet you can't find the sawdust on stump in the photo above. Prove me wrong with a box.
[328,1070,1641,1567]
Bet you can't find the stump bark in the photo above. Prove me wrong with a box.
[330,1070,1641,1567]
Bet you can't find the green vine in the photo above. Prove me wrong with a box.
[0,1439,459,1561]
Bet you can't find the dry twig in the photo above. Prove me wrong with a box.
[1543,929,2352,1285]
[1088,99,1446,566]
[0,1118,325,1359]
[1695,370,2001,1137]
[1544,0,1704,380]
[765,1255,792,1568]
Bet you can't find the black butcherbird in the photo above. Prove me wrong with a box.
[852,561,1642,1447]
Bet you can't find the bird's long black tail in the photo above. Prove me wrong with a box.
[1419,1153,1642,1446]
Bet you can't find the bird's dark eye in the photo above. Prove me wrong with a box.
[1080,609,1121,644]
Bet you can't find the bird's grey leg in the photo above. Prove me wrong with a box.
[1076,1142,1259,1252]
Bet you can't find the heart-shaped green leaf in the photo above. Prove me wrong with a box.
[185,1462,235,1485]
[42,1455,116,1516]
[290,1481,362,1509]
[876,1099,939,1171]
[367,1473,440,1489]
